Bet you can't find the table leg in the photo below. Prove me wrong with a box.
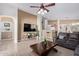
[52,48,58,52]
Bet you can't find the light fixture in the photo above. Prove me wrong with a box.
[44,10,47,13]
[37,8,48,15]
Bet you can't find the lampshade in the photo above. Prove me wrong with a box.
[37,9,48,15]
[44,10,47,13]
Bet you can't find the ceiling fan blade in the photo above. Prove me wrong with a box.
[30,6,40,8]
[45,3,55,7]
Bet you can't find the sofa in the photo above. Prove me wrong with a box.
[56,32,79,50]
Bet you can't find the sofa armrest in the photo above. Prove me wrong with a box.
[74,45,79,56]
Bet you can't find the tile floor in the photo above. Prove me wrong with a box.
[0,39,74,56]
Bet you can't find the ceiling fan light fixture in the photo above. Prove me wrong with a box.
[44,10,47,13]
[40,9,43,12]
[37,9,48,15]
[37,10,41,14]
[41,12,45,15]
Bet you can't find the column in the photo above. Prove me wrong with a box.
[57,19,60,35]
[45,20,48,30]
[0,17,1,40]
[37,15,43,41]
[14,17,18,43]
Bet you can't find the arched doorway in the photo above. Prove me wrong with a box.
[0,16,14,41]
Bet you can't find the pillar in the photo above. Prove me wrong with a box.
[57,19,60,35]
[37,15,43,41]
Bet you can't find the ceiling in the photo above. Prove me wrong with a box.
[10,3,79,20]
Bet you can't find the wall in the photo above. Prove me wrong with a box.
[48,20,57,25]
[0,4,17,18]
[59,19,79,24]
[18,10,37,40]
[48,19,79,26]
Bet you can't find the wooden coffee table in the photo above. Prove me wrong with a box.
[30,41,57,56]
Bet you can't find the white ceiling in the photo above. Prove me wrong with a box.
[10,3,79,20]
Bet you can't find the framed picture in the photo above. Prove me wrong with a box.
[4,23,10,27]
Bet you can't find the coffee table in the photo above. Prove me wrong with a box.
[30,41,57,56]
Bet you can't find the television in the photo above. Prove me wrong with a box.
[24,23,36,32]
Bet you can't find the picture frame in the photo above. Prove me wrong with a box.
[4,23,10,27]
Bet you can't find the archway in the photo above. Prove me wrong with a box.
[0,16,16,42]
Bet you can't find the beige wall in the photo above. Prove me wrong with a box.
[48,20,57,25]
[18,10,37,40]
[48,19,79,25]
[1,17,13,22]
[59,19,79,24]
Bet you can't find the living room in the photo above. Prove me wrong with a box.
[0,3,79,56]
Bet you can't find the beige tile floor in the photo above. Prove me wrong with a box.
[0,39,74,56]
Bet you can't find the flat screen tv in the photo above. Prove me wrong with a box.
[24,23,36,32]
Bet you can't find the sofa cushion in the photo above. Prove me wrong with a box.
[69,33,78,39]
[58,32,68,40]
[66,39,79,50]
[59,35,65,40]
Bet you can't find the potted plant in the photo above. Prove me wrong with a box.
[42,38,48,49]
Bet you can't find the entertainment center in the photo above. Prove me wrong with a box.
[23,23,37,40]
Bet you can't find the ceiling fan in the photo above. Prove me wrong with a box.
[30,3,55,14]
